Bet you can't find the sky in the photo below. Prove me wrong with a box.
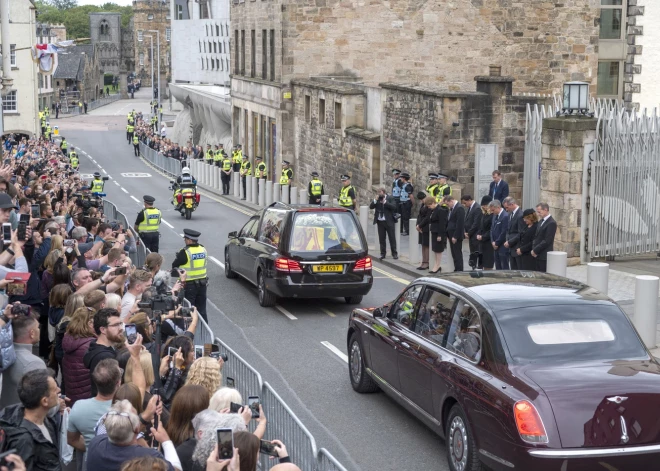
[77,0,134,6]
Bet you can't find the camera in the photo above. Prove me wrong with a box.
[210,352,229,362]
[137,294,177,312]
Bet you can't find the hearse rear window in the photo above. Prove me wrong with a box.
[527,320,615,345]
[290,212,364,253]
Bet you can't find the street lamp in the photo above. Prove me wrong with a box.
[560,81,592,116]
[148,29,161,118]
[139,34,155,114]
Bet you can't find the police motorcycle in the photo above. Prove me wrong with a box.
[170,167,200,220]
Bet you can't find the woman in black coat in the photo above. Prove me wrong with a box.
[476,195,495,269]
[517,209,539,270]
[415,192,431,270]
[428,196,448,274]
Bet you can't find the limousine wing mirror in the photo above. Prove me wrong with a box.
[373,307,384,318]
[228,231,238,238]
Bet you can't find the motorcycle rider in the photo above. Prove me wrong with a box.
[172,167,197,204]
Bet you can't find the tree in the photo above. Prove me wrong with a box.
[34,1,134,39]
[49,0,78,10]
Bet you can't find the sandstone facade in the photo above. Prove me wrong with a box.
[133,0,170,87]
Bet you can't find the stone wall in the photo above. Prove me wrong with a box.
[133,0,170,86]
[89,13,122,76]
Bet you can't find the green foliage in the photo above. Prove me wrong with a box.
[35,1,133,39]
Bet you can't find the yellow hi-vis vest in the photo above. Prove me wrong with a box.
[241,160,252,176]
[137,207,161,233]
[70,154,79,167]
[310,179,323,196]
[214,150,223,162]
[339,185,355,207]
[133,135,139,145]
[222,158,232,171]
[280,169,292,185]
[181,245,207,280]
[91,178,104,193]
[233,151,242,164]
[255,162,267,178]
[127,125,134,133]
[60,140,68,150]
[205,149,213,161]
[437,183,452,202]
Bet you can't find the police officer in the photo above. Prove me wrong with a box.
[205,144,214,165]
[426,173,440,201]
[232,144,243,172]
[398,172,414,236]
[60,137,68,156]
[69,147,79,170]
[255,156,267,180]
[133,133,140,156]
[279,160,293,200]
[240,153,251,200]
[90,172,105,194]
[437,172,452,200]
[391,168,402,210]
[338,174,357,211]
[213,144,223,167]
[171,229,209,323]
[220,152,232,195]
[308,171,324,205]
[45,122,52,142]
[127,123,135,144]
[135,195,162,253]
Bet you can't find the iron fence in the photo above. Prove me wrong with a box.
[60,94,121,115]
[139,143,183,178]
[101,199,147,268]
[214,337,263,405]
[318,449,349,471]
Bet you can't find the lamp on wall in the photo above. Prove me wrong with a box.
[559,81,593,117]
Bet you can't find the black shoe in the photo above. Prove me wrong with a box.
[379,255,386,260]
[416,265,428,270]
[393,254,398,260]
[429,268,441,274]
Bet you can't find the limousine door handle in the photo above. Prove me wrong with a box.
[400,342,411,349]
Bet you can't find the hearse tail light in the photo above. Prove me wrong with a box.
[514,400,548,444]
[353,257,372,272]
[275,257,303,273]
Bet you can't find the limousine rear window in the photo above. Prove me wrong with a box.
[290,212,364,253]
[527,320,615,345]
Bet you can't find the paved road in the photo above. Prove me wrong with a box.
[56,93,449,471]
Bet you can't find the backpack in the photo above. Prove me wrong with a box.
[0,320,17,372]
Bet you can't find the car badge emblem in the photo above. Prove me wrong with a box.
[620,416,629,444]
[607,396,628,404]
[326,256,331,260]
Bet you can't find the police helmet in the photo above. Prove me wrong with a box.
[182,167,191,175]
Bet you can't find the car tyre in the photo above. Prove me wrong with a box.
[348,332,379,393]
[446,404,482,471]
[257,271,276,307]
[225,250,238,279]
[345,295,363,305]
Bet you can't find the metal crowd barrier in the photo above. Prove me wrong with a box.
[102,198,147,268]
[318,448,349,471]
[139,143,182,178]
[214,337,263,408]
[60,94,120,115]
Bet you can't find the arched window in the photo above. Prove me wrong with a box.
[99,20,109,38]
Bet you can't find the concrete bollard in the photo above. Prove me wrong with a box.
[587,262,609,295]
[233,172,240,197]
[251,177,258,204]
[321,195,329,206]
[300,189,308,204]
[245,176,252,202]
[265,181,273,206]
[634,275,659,348]
[281,185,290,204]
[332,198,338,207]
[546,251,567,277]
[258,179,265,206]
[210,166,217,189]
[290,187,298,205]
[201,163,208,185]
[273,183,281,203]
[359,205,369,239]
[395,219,401,256]
[409,218,418,265]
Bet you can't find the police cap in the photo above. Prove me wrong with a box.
[243,154,249,159]
[143,195,155,204]
[392,169,401,175]
[283,160,290,166]
[93,172,101,178]
[183,229,201,241]
[400,172,410,179]
[256,156,263,161]
[438,173,449,180]
[428,173,439,180]
[340,174,351,181]
[311,171,319,177]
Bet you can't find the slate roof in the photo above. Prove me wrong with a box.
[53,45,94,81]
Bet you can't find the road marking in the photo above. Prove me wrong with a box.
[372,266,409,285]
[121,187,129,193]
[121,173,152,178]
[113,181,120,186]
[102,169,107,174]
[320,308,336,318]
[179,233,184,237]
[321,341,348,363]
[161,219,174,229]
[96,164,102,169]
[275,305,297,320]
[209,255,225,268]
[130,195,140,203]
[90,158,95,162]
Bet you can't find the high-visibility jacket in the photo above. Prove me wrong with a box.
[205,149,213,161]
[392,178,401,198]
[241,160,252,176]
[213,150,223,162]
[426,183,439,201]
[127,113,132,120]
[45,126,52,137]
[127,125,134,133]
[60,140,68,150]
[279,169,292,185]
[437,183,452,203]
[339,185,355,207]
[128,118,134,125]
[181,245,207,280]
[255,162,267,178]
[137,208,162,233]
[232,151,242,165]
[222,158,232,171]
[38,112,44,121]
[310,179,323,196]
[91,178,104,193]
[44,108,49,116]
[133,135,139,145]
[70,153,79,168]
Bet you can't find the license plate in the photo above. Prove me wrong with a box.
[312,264,343,273]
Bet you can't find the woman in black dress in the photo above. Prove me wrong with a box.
[415,192,431,270]
[517,209,539,270]
[427,196,448,274]
[476,195,495,270]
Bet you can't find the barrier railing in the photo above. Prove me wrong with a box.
[318,448,349,471]
[140,143,183,178]
[214,337,263,407]
[101,198,148,270]
[60,94,121,115]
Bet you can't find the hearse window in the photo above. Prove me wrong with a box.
[390,285,422,328]
[245,217,259,238]
[258,209,287,247]
[446,300,482,362]
[289,212,364,254]
[414,288,455,346]
[239,219,257,238]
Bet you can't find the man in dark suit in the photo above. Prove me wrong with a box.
[369,188,398,260]
[461,194,481,256]
[443,195,465,271]
[488,170,509,202]
[503,197,524,270]
[490,199,510,270]
[532,202,557,272]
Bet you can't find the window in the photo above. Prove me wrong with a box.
[220,58,224,71]
[305,95,310,121]
[205,25,208,36]
[240,217,260,239]
[262,30,267,79]
[206,57,209,69]
[176,4,184,20]
[166,28,171,42]
[234,30,239,73]
[139,53,144,66]
[211,59,215,70]
[213,41,217,53]
[390,285,423,327]
[334,102,342,129]
[99,20,109,37]
[138,30,144,42]
[2,91,17,112]
[445,300,481,361]
[414,288,455,345]
[216,25,220,36]
[10,44,15,67]
[38,74,43,89]
[241,30,245,75]
[270,29,275,81]
[258,209,287,247]
[251,30,256,78]
[319,98,325,125]
[599,0,623,40]
[200,1,209,19]
[147,14,154,20]
[527,321,615,345]
[597,61,620,97]
[201,58,204,69]
[289,212,365,253]
[199,41,202,53]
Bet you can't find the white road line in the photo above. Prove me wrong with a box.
[102,169,107,174]
[130,195,140,203]
[121,188,129,194]
[208,255,225,269]
[161,219,174,229]
[321,341,348,363]
[90,158,95,162]
[275,305,298,320]
[96,164,102,169]
[179,233,184,237]
[113,181,120,186]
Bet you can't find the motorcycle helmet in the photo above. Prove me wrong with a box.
[182,167,191,175]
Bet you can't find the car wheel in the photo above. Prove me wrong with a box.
[348,332,379,393]
[345,295,363,305]
[225,250,238,279]
[446,404,482,471]
[257,271,276,307]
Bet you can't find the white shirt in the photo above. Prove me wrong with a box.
[540,214,552,226]
[160,127,167,138]
[120,291,138,321]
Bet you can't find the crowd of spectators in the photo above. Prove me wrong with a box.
[133,118,203,164]
[0,134,300,471]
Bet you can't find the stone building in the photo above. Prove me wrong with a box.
[90,12,122,76]
[133,0,171,89]
[230,0,599,203]
[53,45,101,107]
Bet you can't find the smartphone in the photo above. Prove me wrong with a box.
[19,213,30,225]
[195,345,204,359]
[63,239,75,247]
[153,390,161,430]
[17,222,26,241]
[114,267,127,275]
[216,428,234,460]
[226,377,235,388]
[168,347,177,357]
[260,440,279,457]
[31,204,40,218]
[248,396,260,419]
[125,324,137,345]
[2,223,11,245]
[229,401,242,413]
